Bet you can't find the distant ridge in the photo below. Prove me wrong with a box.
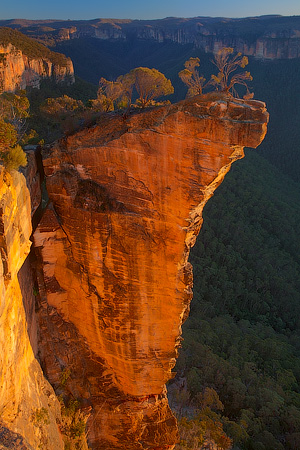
[1,15,300,59]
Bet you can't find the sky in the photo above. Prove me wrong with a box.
[1,0,300,21]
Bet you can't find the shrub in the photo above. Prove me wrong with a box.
[59,397,90,450]
[0,144,27,171]
[31,407,50,426]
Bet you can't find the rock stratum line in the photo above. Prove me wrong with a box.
[33,95,268,449]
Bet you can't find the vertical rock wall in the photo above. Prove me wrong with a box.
[0,43,74,92]
[0,167,63,450]
[33,95,268,449]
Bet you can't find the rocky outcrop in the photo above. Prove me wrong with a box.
[33,94,268,449]
[0,26,75,92]
[0,167,63,450]
[0,42,74,92]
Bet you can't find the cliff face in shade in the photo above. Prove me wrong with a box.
[0,167,64,450]
[3,16,300,59]
[33,95,268,449]
[0,43,74,92]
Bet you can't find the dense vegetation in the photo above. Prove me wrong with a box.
[0,92,29,171]
[24,77,97,143]
[249,57,300,183]
[0,27,71,67]
[170,152,300,449]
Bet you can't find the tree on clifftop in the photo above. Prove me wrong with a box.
[128,67,174,108]
[94,77,125,112]
[210,47,253,97]
[179,57,207,97]
[179,49,253,99]
[95,68,174,111]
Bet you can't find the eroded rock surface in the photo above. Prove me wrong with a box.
[33,95,268,449]
[0,168,63,450]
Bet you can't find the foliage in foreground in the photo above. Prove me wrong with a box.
[0,141,27,171]
[0,117,27,171]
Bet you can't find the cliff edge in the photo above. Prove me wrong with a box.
[32,94,268,449]
[0,27,74,92]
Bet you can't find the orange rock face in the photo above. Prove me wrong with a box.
[0,43,74,92]
[34,95,268,449]
[0,168,64,450]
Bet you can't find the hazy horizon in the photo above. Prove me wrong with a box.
[2,0,300,21]
[2,13,300,22]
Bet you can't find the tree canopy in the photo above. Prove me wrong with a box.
[179,57,207,97]
[92,77,126,112]
[0,118,27,171]
[96,67,174,111]
[128,67,174,108]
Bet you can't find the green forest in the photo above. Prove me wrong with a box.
[171,152,300,450]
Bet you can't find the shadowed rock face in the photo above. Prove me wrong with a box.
[33,95,268,449]
[3,16,300,60]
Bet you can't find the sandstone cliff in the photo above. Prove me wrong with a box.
[31,94,268,449]
[2,16,300,59]
[0,167,63,450]
[0,28,74,92]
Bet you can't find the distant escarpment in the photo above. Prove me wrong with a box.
[0,27,74,92]
[2,15,300,59]
[31,95,268,449]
